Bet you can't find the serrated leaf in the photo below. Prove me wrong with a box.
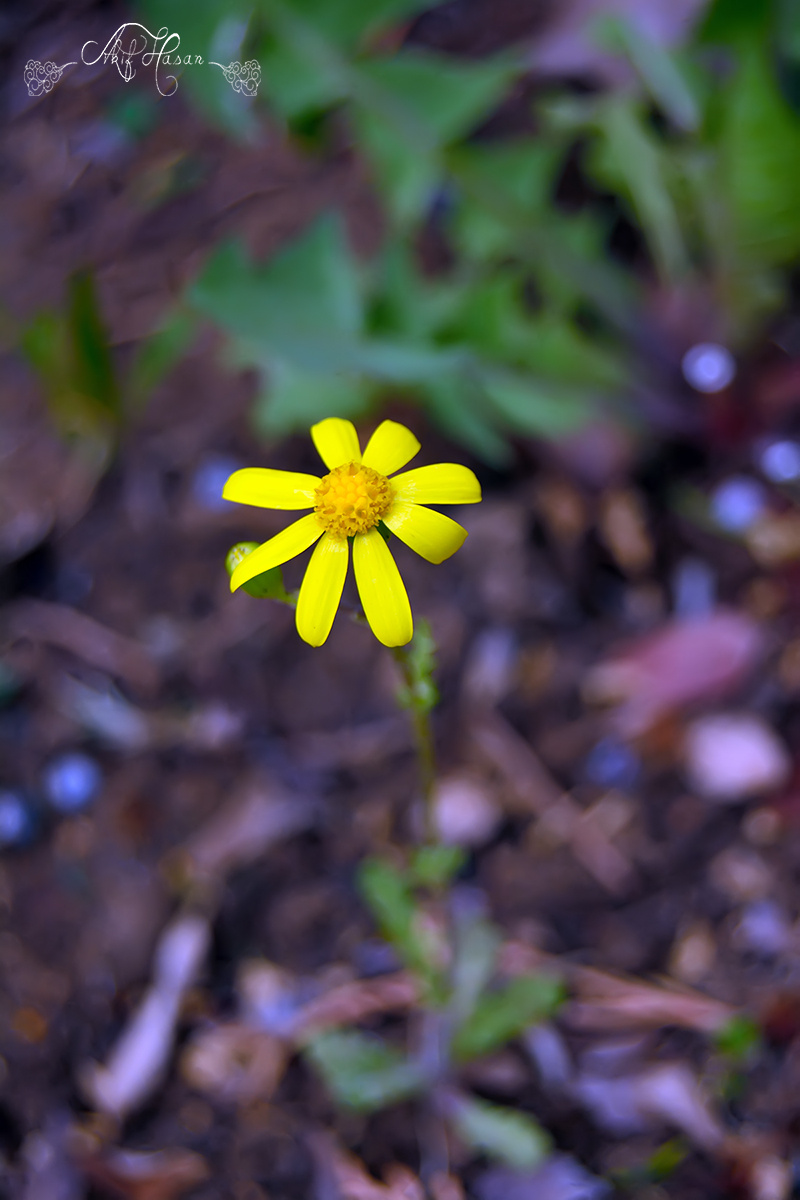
[352,50,516,223]
[192,216,362,351]
[304,1029,425,1112]
[446,1092,551,1169]
[452,973,565,1062]
[359,50,516,146]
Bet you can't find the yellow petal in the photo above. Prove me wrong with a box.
[295,533,348,647]
[384,501,468,563]
[223,467,321,509]
[311,418,361,470]
[391,463,482,505]
[362,420,421,476]
[229,513,322,592]
[353,528,413,647]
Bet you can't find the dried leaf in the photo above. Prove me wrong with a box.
[583,611,765,735]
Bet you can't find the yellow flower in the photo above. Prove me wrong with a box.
[224,417,481,647]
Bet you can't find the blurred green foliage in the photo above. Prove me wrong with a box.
[300,851,562,1167]
[445,1091,551,1171]
[142,0,800,461]
[21,275,193,483]
[22,273,120,463]
[304,1028,427,1112]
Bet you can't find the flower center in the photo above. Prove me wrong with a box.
[314,461,392,538]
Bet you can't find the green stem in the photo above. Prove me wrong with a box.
[392,642,438,844]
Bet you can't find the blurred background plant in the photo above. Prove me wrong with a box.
[119,0,800,465]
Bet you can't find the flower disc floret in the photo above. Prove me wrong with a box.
[314,461,392,538]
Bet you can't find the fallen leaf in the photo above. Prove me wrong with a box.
[583,610,765,736]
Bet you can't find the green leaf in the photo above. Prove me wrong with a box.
[304,1029,425,1112]
[446,1093,551,1169]
[420,375,512,467]
[352,50,516,224]
[67,273,120,418]
[778,0,800,62]
[359,50,516,146]
[596,16,700,131]
[259,33,345,118]
[358,857,442,987]
[251,361,370,436]
[20,272,119,473]
[588,97,689,281]
[699,0,772,45]
[647,1139,689,1182]
[479,371,591,439]
[274,0,436,52]
[452,973,565,1062]
[393,618,438,713]
[127,311,196,407]
[225,543,295,602]
[358,858,414,953]
[354,339,464,383]
[192,216,362,353]
[450,916,499,1027]
[134,0,263,138]
[191,218,377,429]
[719,43,800,270]
[354,108,439,224]
[450,140,560,261]
[367,242,462,341]
[714,1014,762,1062]
[408,845,466,890]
